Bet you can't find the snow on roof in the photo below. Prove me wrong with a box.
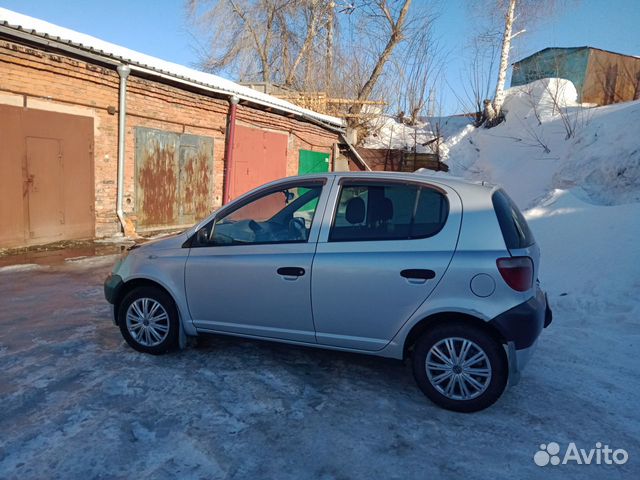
[0,7,344,129]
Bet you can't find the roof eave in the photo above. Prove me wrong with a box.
[0,22,345,131]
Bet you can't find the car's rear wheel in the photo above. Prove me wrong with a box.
[412,323,508,412]
[118,286,179,354]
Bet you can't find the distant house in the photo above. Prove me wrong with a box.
[511,47,640,105]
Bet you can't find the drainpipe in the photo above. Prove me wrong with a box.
[223,95,240,204]
[116,64,131,234]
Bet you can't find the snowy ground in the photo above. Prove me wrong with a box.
[0,240,638,479]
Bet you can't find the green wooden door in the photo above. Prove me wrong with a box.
[298,149,330,175]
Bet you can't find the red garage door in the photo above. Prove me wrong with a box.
[231,125,288,200]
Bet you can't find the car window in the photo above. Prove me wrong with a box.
[329,182,448,242]
[491,189,535,249]
[199,184,323,246]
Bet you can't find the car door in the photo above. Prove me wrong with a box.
[185,177,332,343]
[311,177,462,351]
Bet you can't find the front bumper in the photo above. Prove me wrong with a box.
[104,273,123,325]
[104,273,124,304]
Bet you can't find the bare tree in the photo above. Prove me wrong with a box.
[346,0,412,121]
[188,0,439,131]
[187,0,295,82]
[450,34,499,126]
[284,0,324,86]
[393,24,444,126]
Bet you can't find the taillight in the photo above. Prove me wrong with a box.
[497,256,533,292]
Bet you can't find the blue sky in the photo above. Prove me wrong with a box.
[1,0,639,115]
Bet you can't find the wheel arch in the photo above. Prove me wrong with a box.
[402,312,507,360]
[113,277,179,326]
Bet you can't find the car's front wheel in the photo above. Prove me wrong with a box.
[118,286,179,354]
[412,322,508,412]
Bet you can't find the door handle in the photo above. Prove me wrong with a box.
[401,269,436,280]
[277,267,305,277]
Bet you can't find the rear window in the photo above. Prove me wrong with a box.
[491,190,535,249]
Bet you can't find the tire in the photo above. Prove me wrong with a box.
[118,286,179,355]
[412,322,508,412]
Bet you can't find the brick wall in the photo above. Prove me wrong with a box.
[0,38,340,241]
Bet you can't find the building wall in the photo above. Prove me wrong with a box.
[584,49,640,105]
[511,47,590,99]
[0,38,339,246]
[511,47,640,106]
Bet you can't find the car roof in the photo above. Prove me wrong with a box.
[290,170,497,197]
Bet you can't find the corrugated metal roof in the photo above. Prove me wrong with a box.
[513,46,640,65]
[0,7,345,129]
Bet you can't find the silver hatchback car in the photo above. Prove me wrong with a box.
[105,171,552,412]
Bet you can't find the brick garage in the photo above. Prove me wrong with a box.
[0,10,346,248]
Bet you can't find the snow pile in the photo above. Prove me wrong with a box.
[362,115,472,153]
[0,263,47,274]
[363,116,436,152]
[502,77,579,122]
[442,78,640,208]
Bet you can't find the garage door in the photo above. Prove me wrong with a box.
[231,125,288,200]
[135,127,215,229]
[298,149,330,175]
[0,105,94,248]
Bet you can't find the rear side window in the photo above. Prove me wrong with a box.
[329,183,448,242]
[492,190,535,249]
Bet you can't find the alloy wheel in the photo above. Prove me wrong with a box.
[425,337,493,401]
[125,297,170,347]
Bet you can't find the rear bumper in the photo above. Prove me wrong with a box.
[490,286,552,350]
[491,287,552,385]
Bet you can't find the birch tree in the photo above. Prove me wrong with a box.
[492,0,516,118]
[469,0,562,126]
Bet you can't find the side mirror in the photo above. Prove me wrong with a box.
[196,226,210,245]
[284,190,295,204]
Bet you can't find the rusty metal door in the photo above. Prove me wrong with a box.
[135,127,214,229]
[231,125,288,199]
[178,135,214,224]
[26,137,65,240]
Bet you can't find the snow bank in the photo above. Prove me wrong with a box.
[555,101,640,205]
[526,189,640,295]
[442,78,640,208]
